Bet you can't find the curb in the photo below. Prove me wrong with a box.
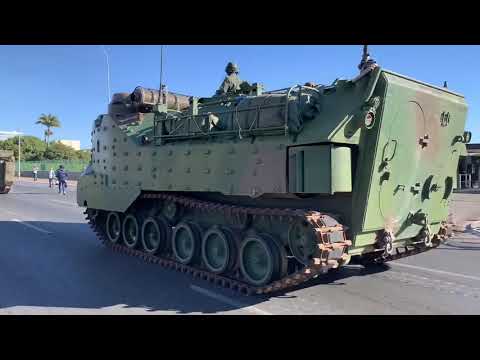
[448,211,480,232]
[16,178,78,187]
[452,221,480,232]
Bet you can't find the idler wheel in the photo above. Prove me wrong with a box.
[141,216,171,254]
[422,229,433,248]
[201,226,236,274]
[172,222,202,265]
[382,232,394,256]
[87,208,99,222]
[122,214,140,248]
[288,219,318,265]
[239,234,280,286]
[106,212,122,244]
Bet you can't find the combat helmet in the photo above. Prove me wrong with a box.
[225,62,239,74]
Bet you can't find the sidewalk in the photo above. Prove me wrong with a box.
[449,193,480,232]
[17,177,78,187]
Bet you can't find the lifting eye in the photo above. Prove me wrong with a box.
[364,112,375,129]
[464,131,472,144]
[141,135,150,145]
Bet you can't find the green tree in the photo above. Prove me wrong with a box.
[1,136,91,165]
[0,136,46,160]
[36,114,61,147]
[44,141,77,160]
[76,149,91,162]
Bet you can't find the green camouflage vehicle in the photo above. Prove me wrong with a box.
[0,150,15,194]
[78,47,470,295]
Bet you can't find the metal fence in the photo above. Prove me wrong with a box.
[16,160,90,173]
[458,173,472,189]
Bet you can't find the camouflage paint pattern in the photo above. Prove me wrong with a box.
[77,67,468,256]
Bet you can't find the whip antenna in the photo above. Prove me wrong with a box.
[158,45,165,105]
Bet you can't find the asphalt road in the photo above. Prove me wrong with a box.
[0,180,479,315]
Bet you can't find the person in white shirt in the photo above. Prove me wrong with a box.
[48,168,55,188]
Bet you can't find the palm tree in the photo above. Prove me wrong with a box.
[44,129,53,143]
[36,114,61,148]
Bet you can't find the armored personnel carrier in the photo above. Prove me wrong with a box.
[0,150,15,194]
[78,47,470,295]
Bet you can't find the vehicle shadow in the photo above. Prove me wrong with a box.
[7,192,57,195]
[0,220,399,313]
[0,220,276,314]
[439,240,480,251]
[270,263,391,298]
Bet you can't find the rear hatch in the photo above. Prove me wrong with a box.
[359,70,468,240]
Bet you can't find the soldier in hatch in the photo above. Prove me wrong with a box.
[215,62,251,96]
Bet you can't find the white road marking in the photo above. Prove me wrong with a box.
[190,285,272,315]
[390,262,480,282]
[11,218,52,235]
[469,228,480,235]
[0,208,18,217]
[49,199,76,206]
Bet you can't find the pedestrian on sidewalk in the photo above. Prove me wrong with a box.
[48,168,55,188]
[33,166,38,182]
[55,165,69,195]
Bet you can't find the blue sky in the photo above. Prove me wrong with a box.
[0,45,478,148]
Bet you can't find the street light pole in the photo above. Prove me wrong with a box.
[101,45,111,104]
[18,133,21,178]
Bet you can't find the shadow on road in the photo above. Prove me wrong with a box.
[439,241,480,251]
[0,220,280,314]
[270,263,391,298]
[0,220,387,313]
[0,219,447,313]
[7,192,57,196]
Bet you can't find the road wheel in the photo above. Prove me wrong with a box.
[288,219,317,265]
[122,214,140,249]
[239,234,280,286]
[262,233,288,279]
[106,212,122,244]
[141,216,170,254]
[172,222,201,265]
[201,226,236,274]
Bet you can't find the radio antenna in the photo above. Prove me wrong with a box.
[158,45,165,105]
[101,45,111,104]
[358,45,377,72]
[358,45,369,71]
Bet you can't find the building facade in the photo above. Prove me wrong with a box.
[457,143,480,190]
[0,131,20,141]
[59,140,81,151]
